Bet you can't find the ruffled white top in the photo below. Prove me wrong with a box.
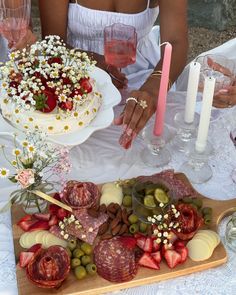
[67,0,160,89]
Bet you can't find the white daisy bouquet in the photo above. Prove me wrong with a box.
[0,132,71,212]
[0,35,96,114]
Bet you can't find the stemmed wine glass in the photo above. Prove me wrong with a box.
[196,54,235,120]
[230,127,236,183]
[104,23,137,70]
[0,0,31,49]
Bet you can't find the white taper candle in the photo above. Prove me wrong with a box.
[184,61,201,123]
[195,76,216,153]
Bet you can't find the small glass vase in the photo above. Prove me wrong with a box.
[22,192,48,214]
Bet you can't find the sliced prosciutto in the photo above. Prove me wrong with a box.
[60,181,100,209]
[26,246,70,288]
[94,236,138,283]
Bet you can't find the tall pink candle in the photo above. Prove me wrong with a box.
[153,42,172,136]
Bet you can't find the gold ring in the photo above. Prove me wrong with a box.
[138,100,148,109]
[126,97,138,104]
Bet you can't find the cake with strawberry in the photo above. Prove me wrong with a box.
[0,36,103,134]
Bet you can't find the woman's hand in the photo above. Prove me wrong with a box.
[92,52,128,89]
[8,28,37,50]
[114,89,156,149]
[213,82,236,108]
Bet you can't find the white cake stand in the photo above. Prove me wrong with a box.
[0,67,121,147]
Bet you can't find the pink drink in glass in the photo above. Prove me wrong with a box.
[104,23,137,68]
[0,18,27,45]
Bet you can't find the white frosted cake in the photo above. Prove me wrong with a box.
[0,36,103,135]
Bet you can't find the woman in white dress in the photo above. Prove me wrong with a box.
[39,0,188,148]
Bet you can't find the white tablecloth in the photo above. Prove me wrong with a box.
[0,91,236,295]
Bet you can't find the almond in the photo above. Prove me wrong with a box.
[107,211,116,220]
[118,223,128,235]
[122,208,129,225]
[107,203,117,214]
[111,223,122,236]
[98,222,109,235]
[99,204,107,213]
[101,233,113,240]
[111,216,120,229]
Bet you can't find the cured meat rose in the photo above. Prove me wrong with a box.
[94,237,138,283]
[60,181,100,209]
[26,246,70,288]
[137,170,196,199]
[173,203,204,240]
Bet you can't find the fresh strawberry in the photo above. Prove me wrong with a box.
[19,251,34,268]
[136,236,146,251]
[9,80,19,89]
[18,220,36,232]
[48,56,62,65]
[80,78,93,93]
[34,90,57,113]
[174,240,185,249]
[151,251,162,264]
[175,246,188,263]
[62,77,72,85]
[17,214,32,225]
[28,220,49,232]
[49,203,60,215]
[27,243,42,253]
[152,239,161,252]
[161,243,174,257]
[138,253,160,270]
[58,100,73,111]
[143,237,153,253]
[33,213,51,221]
[118,236,136,250]
[57,208,69,220]
[164,250,181,269]
[49,215,58,226]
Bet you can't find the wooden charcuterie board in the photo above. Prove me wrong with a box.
[11,173,236,295]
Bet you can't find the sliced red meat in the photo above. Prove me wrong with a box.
[60,181,100,209]
[94,237,138,283]
[137,170,196,199]
[26,246,70,288]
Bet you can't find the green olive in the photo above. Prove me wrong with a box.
[129,223,139,234]
[74,266,87,280]
[71,258,81,268]
[73,248,84,259]
[139,222,148,233]
[81,242,93,255]
[86,263,97,275]
[81,255,92,266]
[128,213,139,224]
[65,247,72,258]
[68,239,77,251]
[122,195,132,207]
[202,207,213,215]
[192,198,203,209]
[182,197,193,204]
[204,214,212,225]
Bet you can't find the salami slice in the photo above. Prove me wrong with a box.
[94,237,138,283]
[26,246,70,288]
[137,170,196,199]
[60,181,100,209]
